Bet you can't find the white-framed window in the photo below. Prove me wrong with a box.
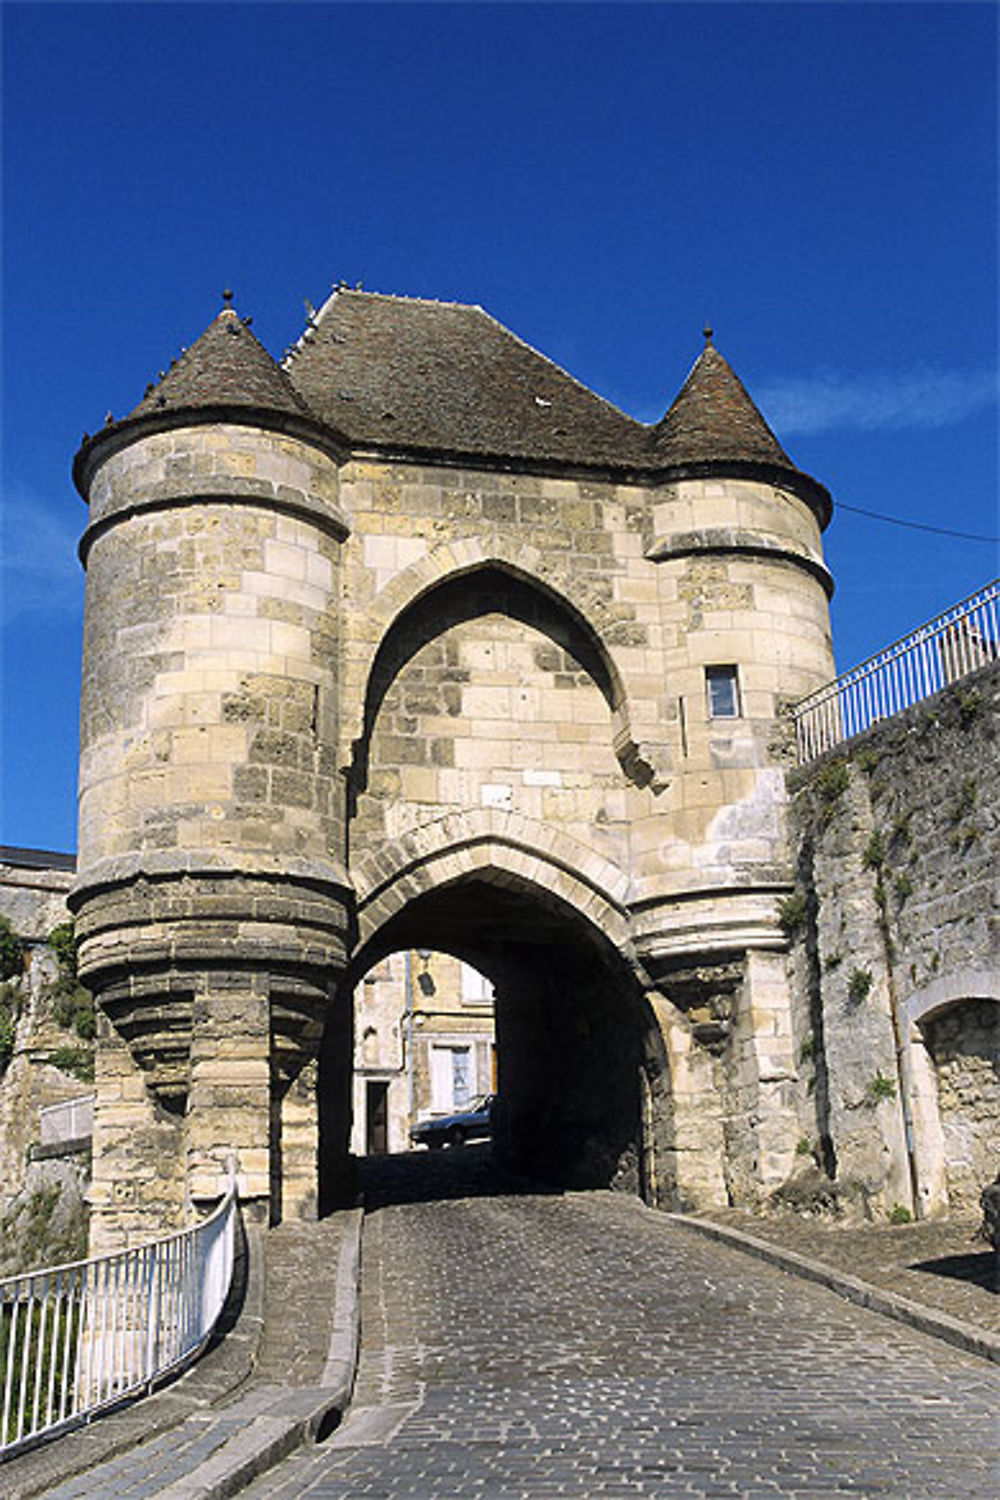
[452,1047,473,1107]
[705,664,740,719]
[460,961,494,1007]
[430,1044,474,1111]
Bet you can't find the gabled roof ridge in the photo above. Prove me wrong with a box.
[285,287,487,369]
[338,286,487,312]
[283,287,652,467]
[472,304,647,430]
[294,289,643,427]
[306,285,487,330]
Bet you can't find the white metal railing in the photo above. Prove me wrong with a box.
[39,1095,95,1147]
[793,580,999,763]
[0,1187,236,1461]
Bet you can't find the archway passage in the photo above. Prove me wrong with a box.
[318,871,669,1209]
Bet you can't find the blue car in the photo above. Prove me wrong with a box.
[409,1094,496,1149]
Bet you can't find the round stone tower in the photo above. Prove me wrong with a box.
[633,331,837,1206]
[72,298,351,1245]
[638,329,835,941]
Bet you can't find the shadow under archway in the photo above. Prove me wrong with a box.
[359,1142,563,1212]
[318,871,670,1213]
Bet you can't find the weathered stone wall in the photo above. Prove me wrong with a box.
[0,944,94,1256]
[0,857,74,940]
[644,477,834,910]
[333,459,835,1209]
[78,425,346,869]
[337,462,835,932]
[786,661,999,1218]
[0,1154,89,1277]
[336,462,662,868]
[73,421,354,1245]
[0,862,93,1268]
[352,605,627,869]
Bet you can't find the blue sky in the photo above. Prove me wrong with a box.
[2,1,997,853]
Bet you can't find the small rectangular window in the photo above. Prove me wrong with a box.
[460,962,494,1007]
[706,665,740,719]
[451,1047,472,1108]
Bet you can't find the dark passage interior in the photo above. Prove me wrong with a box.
[318,872,669,1209]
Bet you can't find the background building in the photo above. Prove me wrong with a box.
[350,949,495,1156]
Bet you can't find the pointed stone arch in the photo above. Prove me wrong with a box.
[351,806,632,958]
[331,810,675,1203]
[340,535,666,790]
[900,969,1000,1217]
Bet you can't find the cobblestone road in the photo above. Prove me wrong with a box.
[247,1149,999,1499]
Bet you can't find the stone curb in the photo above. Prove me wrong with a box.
[661,1211,1000,1366]
[2,1217,267,1500]
[148,1206,363,1500]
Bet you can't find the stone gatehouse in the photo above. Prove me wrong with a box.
[68,288,992,1249]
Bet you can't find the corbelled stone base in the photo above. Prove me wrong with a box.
[74,861,350,1247]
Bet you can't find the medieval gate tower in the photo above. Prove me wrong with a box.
[71,291,836,1249]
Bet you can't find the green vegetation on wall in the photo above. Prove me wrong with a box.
[0,914,26,982]
[0,918,26,1071]
[777,890,808,939]
[0,1183,88,1279]
[0,980,20,1072]
[46,922,96,1053]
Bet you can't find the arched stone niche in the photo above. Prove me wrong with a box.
[903,970,1000,1216]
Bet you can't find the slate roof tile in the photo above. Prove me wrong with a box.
[652,337,794,470]
[79,290,829,525]
[128,307,313,422]
[283,289,649,469]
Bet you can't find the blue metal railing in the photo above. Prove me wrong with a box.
[794,580,999,763]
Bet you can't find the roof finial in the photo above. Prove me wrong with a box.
[703,323,714,345]
[222,287,234,308]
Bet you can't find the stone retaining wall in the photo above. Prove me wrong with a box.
[786,660,999,1217]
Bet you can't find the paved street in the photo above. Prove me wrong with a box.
[245,1148,1000,1499]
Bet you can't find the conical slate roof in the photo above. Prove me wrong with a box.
[652,335,793,470]
[76,292,830,526]
[128,303,312,421]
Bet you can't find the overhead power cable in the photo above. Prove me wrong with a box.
[836,500,999,543]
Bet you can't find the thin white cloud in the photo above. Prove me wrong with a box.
[756,367,999,436]
[0,485,85,626]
